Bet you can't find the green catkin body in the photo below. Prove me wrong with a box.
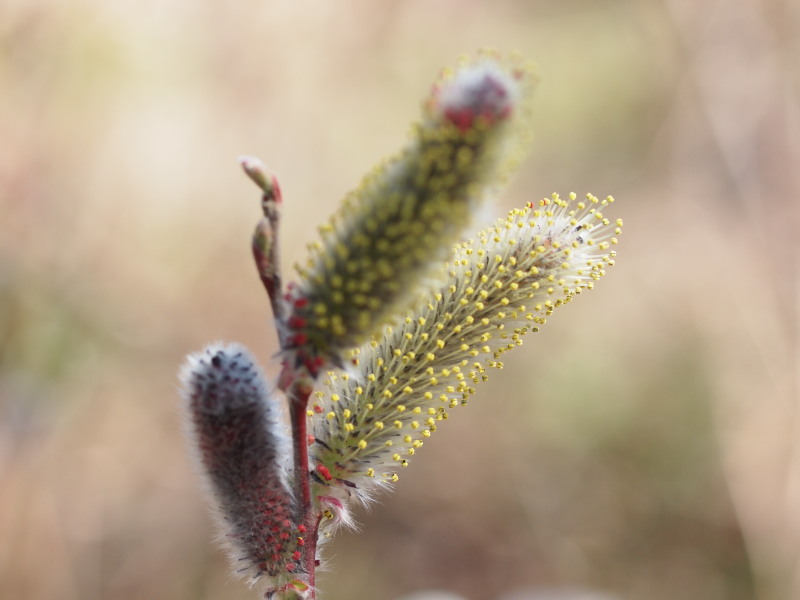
[286,56,536,374]
[309,193,622,506]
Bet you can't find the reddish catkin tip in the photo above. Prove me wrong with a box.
[431,61,518,132]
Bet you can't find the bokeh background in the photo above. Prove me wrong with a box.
[1,0,798,599]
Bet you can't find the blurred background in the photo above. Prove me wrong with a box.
[1,0,797,598]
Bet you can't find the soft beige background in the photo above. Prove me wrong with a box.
[1,1,797,599]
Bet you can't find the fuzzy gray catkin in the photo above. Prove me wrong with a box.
[181,343,302,586]
[285,54,536,375]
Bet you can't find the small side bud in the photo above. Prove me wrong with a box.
[240,155,283,222]
[180,343,301,587]
[253,219,276,280]
[253,219,285,329]
[240,155,275,197]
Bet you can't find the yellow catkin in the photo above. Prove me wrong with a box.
[311,193,621,502]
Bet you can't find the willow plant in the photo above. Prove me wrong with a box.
[180,52,622,599]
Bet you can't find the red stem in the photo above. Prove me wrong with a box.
[286,372,318,596]
[289,385,312,510]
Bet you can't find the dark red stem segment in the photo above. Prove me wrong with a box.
[286,371,317,594]
[288,376,313,509]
